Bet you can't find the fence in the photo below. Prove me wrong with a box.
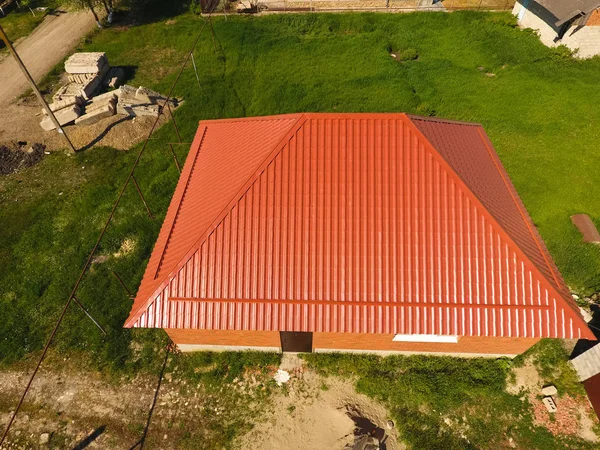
[238,0,515,13]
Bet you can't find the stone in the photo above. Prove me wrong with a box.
[64,52,108,74]
[541,385,558,396]
[117,103,160,117]
[39,433,50,444]
[75,104,115,126]
[542,396,557,413]
[39,105,81,131]
[42,96,84,115]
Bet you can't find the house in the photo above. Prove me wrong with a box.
[513,0,600,58]
[124,113,594,357]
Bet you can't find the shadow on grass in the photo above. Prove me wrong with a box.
[71,425,106,449]
[129,347,170,450]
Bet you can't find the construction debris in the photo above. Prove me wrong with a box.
[542,396,558,413]
[64,52,108,74]
[41,96,84,115]
[75,104,115,126]
[40,105,82,131]
[41,52,179,131]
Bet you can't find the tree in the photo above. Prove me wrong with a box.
[66,0,104,28]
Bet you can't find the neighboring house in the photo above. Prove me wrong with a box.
[125,113,594,357]
[513,0,600,58]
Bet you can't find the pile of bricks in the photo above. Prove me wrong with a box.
[40,52,176,131]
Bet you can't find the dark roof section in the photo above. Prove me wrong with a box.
[537,0,600,25]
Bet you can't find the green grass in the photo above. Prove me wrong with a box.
[0,1,58,51]
[302,347,595,449]
[0,12,600,448]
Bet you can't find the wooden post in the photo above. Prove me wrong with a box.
[0,24,77,154]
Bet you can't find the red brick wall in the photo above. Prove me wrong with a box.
[313,333,539,356]
[165,328,280,348]
[166,328,539,356]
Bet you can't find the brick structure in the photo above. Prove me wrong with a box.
[126,113,593,358]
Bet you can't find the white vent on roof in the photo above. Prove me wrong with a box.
[393,334,459,344]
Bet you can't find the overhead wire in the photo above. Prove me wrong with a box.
[0,11,217,446]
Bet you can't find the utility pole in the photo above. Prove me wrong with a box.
[0,24,77,154]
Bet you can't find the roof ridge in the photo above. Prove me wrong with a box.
[125,114,308,327]
[404,117,590,338]
[407,114,483,127]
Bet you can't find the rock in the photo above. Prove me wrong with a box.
[39,433,50,445]
[40,105,82,131]
[75,103,115,126]
[541,385,558,396]
[386,420,395,429]
[542,396,557,413]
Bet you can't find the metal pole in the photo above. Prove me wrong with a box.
[72,296,107,335]
[112,271,134,298]
[191,52,202,90]
[0,24,77,154]
[0,16,213,447]
[131,175,154,220]
[165,101,182,143]
[168,143,182,173]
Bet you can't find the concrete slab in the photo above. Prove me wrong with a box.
[75,103,115,126]
[39,104,81,130]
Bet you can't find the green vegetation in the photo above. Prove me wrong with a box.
[513,338,586,397]
[302,346,595,449]
[0,1,58,50]
[1,13,600,446]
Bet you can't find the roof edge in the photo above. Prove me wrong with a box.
[125,113,309,328]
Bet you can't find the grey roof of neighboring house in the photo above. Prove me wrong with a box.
[537,0,600,25]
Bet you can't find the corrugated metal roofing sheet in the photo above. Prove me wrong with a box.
[125,113,593,340]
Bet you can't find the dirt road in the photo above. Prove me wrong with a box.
[0,9,96,107]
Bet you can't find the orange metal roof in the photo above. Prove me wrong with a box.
[125,113,593,339]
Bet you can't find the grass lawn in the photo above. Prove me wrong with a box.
[0,1,59,50]
[1,9,600,447]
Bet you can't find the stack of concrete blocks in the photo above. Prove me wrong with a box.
[75,91,118,126]
[39,96,84,131]
[54,53,110,102]
[115,85,168,117]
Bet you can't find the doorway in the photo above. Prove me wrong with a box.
[280,331,313,353]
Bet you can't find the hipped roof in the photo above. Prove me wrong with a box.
[125,113,593,340]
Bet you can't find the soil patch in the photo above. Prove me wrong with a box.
[0,143,45,175]
[236,368,404,450]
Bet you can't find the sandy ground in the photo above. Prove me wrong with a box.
[237,355,404,450]
[0,9,96,107]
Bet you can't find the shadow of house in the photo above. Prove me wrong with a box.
[513,0,600,57]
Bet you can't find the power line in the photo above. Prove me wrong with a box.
[0,14,214,446]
